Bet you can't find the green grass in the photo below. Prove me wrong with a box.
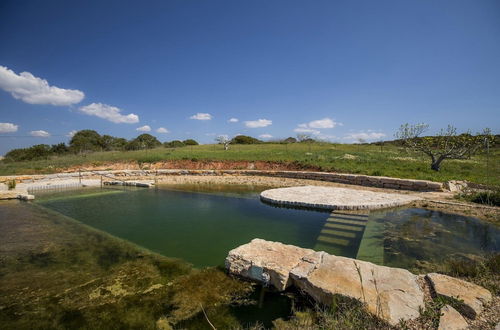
[1,143,499,185]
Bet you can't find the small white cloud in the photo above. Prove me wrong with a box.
[0,66,84,106]
[156,127,169,133]
[259,134,273,139]
[228,118,239,123]
[308,118,338,129]
[190,113,212,120]
[136,125,151,132]
[343,131,386,142]
[79,103,139,124]
[67,130,77,138]
[0,122,18,133]
[30,130,50,137]
[205,132,216,136]
[244,119,272,128]
[293,127,320,135]
[294,118,339,134]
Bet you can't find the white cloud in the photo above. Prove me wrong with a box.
[136,125,151,132]
[190,113,212,120]
[259,134,273,139]
[0,122,18,133]
[293,127,320,135]
[0,66,84,106]
[79,103,139,124]
[294,117,339,135]
[308,118,338,129]
[228,118,239,123]
[30,130,50,137]
[156,127,169,133]
[244,119,272,128]
[343,131,386,142]
[67,130,77,138]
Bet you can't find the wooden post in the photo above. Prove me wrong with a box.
[79,169,81,184]
[100,175,103,188]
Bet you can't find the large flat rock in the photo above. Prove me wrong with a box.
[290,251,424,325]
[225,239,315,291]
[226,239,425,325]
[260,186,420,210]
[438,305,469,330]
[427,273,492,318]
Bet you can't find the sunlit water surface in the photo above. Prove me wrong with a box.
[35,185,499,270]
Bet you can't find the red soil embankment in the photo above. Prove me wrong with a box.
[67,160,322,172]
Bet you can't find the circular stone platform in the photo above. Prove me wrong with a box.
[260,185,420,210]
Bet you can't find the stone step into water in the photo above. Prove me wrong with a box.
[314,211,368,256]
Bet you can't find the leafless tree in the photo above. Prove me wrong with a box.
[395,123,493,171]
[215,135,231,150]
[296,134,311,142]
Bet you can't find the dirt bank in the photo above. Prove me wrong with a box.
[67,160,321,172]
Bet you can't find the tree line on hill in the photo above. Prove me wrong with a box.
[2,130,200,162]
[1,129,304,162]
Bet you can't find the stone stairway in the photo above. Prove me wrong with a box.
[314,210,369,256]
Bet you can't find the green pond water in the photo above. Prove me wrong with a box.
[35,184,499,270]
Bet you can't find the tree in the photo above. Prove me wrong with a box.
[4,144,52,161]
[126,134,161,150]
[69,130,103,153]
[164,140,185,148]
[216,135,231,150]
[50,143,69,155]
[231,135,262,144]
[183,139,198,146]
[395,123,494,171]
[296,134,311,142]
[283,137,297,144]
[101,135,128,151]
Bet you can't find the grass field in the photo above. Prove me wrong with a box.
[1,143,498,185]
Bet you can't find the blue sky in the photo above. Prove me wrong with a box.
[1,0,499,155]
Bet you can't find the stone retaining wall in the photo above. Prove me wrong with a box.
[0,169,444,192]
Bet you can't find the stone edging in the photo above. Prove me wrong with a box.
[0,169,444,192]
[260,186,420,210]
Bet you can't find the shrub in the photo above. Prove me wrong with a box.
[7,179,16,190]
[4,144,52,162]
[458,187,500,207]
[183,139,198,146]
[164,140,185,148]
[69,130,103,153]
[231,135,262,144]
[126,134,162,150]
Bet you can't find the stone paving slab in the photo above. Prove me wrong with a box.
[260,185,420,210]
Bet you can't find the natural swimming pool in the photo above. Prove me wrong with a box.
[35,184,499,270]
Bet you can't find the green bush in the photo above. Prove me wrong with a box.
[231,135,262,144]
[459,188,500,207]
[126,134,162,150]
[4,144,52,162]
[164,140,185,148]
[7,179,16,190]
[183,139,198,146]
